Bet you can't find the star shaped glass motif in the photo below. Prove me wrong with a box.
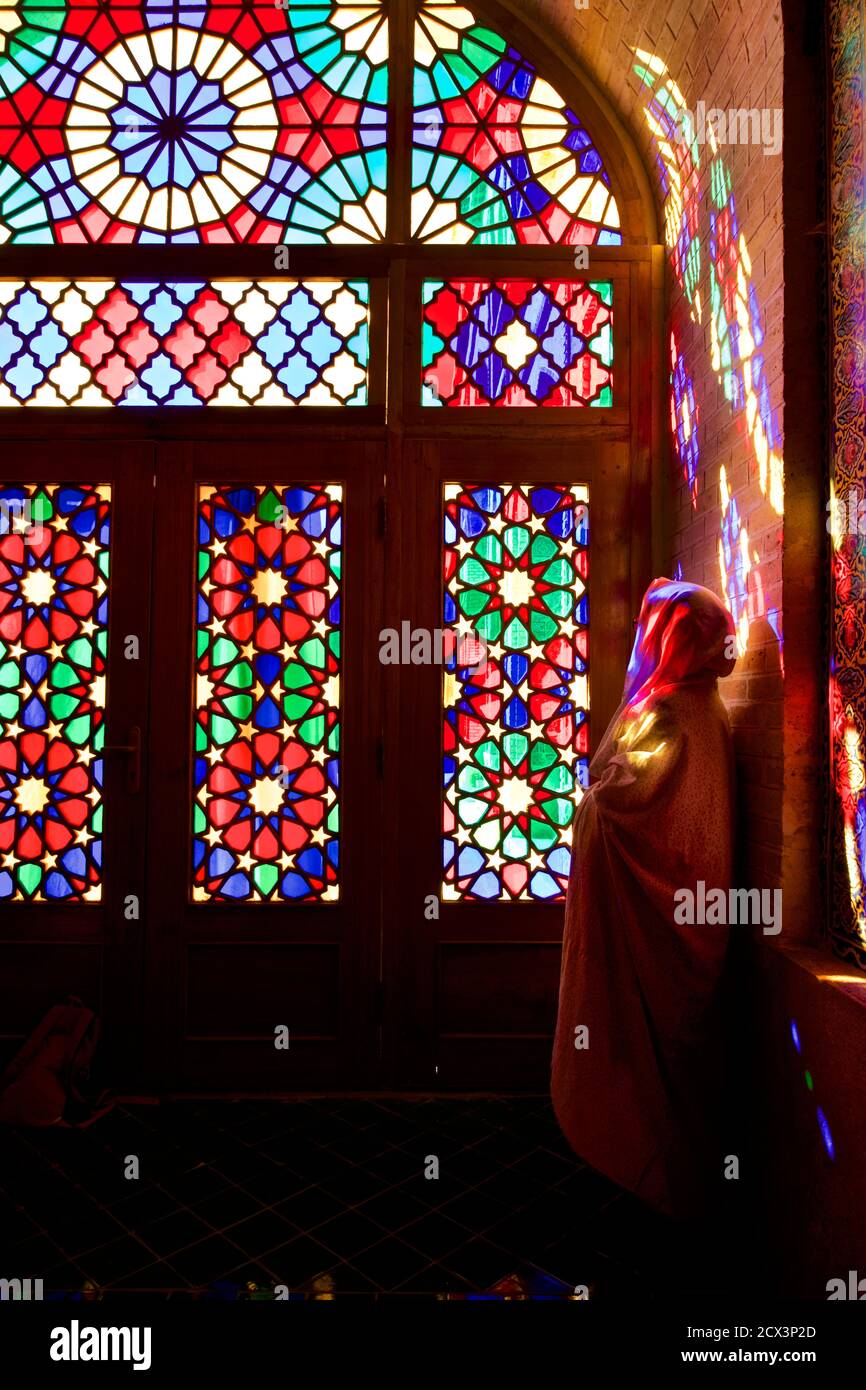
[0,483,110,902]
[442,482,589,902]
[192,483,342,903]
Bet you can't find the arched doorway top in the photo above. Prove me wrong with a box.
[462,0,661,246]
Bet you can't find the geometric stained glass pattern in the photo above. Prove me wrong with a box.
[0,1,387,243]
[0,280,370,405]
[422,279,612,406]
[413,2,621,245]
[0,483,110,902]
[442,483,588,901]
[193,483,342,903]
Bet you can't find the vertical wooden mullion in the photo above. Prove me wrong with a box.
[412,441,445,1087]
[387,0,414,248]
[379,2,413,1081]
[100,446,157,1087]
[382,437,441,1087]
[367,277,390,410]
[340,441,387,1086]
[142,442,195,1091]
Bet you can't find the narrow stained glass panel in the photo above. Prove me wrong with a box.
[0,483,110,902]
[0,280,370,405]
[193,483,342,903]
[413,1,621,245]
[442,482,588,902]
[422,279,613,406]
[0,0,388,244]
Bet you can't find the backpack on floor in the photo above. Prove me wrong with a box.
[0,996,109,1127]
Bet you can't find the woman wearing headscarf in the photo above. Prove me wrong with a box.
[551,578,737,1220]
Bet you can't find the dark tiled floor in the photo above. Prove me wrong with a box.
[0,1097,729,1300]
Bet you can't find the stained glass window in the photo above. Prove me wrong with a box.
[0,483,110,902]
[413,1,621,245]
[422,278,612,406]
[442,483,588,901]
[193,483,342,903]
[0,280,370,405]
[0,0,625,248]
[0,1,388,244]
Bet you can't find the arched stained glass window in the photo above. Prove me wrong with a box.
[0,0,634,413]
[0,0,624,247]
[412,1,621,245]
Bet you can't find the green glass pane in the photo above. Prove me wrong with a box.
[442,482,589,902]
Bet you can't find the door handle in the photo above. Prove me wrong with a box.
[104,725,141,794]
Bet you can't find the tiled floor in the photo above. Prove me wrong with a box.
[0,1097,739,1300]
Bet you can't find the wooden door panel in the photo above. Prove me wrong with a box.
[0,443,154,1083]
[145,440,384,1090]
[384,436,634,1089]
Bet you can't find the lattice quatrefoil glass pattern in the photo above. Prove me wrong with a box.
[442,482,588,902]
[0,483,110,902]
[0,280,370,405]
[422,278,613,407]
[0,1,388,244]
[193,483,342,903]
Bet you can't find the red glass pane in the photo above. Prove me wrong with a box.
[442,482,589,902]
[192,483,342,903]
[422,280,613,407]
[0,483,110,902]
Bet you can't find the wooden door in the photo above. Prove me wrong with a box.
[379,251,657,1089]
[381,437,638,1090]
[143,438,385,1091]
[0,442,154,1084]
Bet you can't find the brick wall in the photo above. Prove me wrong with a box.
[517,0,787,893]
[510,1,841,1291]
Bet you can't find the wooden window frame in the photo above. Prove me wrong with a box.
[0,0,664,1090]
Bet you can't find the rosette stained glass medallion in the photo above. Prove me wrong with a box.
[0,1,389,244]
[442,482,589,902]
[0,482,111,902]
[193,483,342,903]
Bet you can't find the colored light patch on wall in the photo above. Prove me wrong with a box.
[790,1016,836,1162]
[717,464,767,659]
[634,53,783,520]
[413,2,621,246]
[706,155,783,516]
[193,483,342,904]
[0,1,388,243]
[632,46,783,687]
[632,49,702,321]
[670,328,699,501]
[0,482,110,902]
[442,482,589,902]
[0,279,370,405]
[422,279,612,407]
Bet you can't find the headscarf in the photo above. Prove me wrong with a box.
[623,578,737,713]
